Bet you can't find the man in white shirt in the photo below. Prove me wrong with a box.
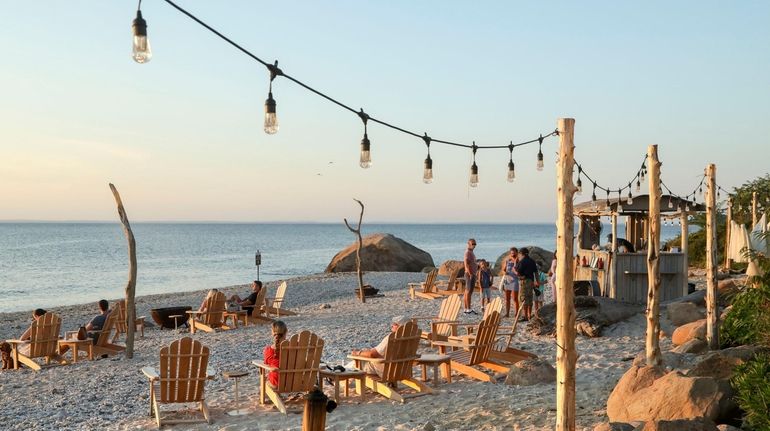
[348,315,411,376]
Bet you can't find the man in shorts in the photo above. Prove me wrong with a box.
[515,248,538,321]
[463,238,478,314]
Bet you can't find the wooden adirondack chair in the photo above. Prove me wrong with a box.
[91,310,126,358]
[410,294,461,342]
[112,299,146,342]
[348,321,431,403]
[408,269,442,300]
[433,267,464,295]
[264,282,297,317]
[186,291,232,334]
[253,330,324,414]
[6,312,67,370]
[141,337,215,428]
[431,310,509,383]
[240,285,273,325]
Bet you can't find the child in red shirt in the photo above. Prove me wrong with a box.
[263,320,287,387]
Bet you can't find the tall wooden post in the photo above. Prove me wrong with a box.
[344,199,366,303]
[705,164,719,349]
[681,208,689,296]
[609,213,618,297]
[645,145,662,367]
[555,118,577,431]
[724,200,732,270]
[109,184,137,359]
[752,191,758,227]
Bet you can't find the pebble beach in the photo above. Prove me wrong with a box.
[0,271,680,431]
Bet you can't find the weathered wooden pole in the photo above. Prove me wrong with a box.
[344,199,366,303]
[681,207,690,296]
[724,199,732,270]
[109,183,136,359]
[705,164,719,349]
[555,118,577,431]
[645,145,662,367]
[609,213,618,297]
[752,191,758,227]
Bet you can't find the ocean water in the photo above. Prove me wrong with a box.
[0,223,686,312]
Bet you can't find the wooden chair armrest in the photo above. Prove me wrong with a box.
[186,310,204,316]
[5,339,25,345]
[136,316,146,320]
[433,319,460,325]
[409,316,435,322]
[142,366,160,381]
[441,321,465,327]
[431,340,470,349]
[252,360,278,372]
[346,355,384,364]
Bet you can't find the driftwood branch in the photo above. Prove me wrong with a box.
[344,199,366,303]
[109,183,137,359]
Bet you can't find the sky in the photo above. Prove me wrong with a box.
[0,1,768,223]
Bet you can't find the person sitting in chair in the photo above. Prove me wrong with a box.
[606,234,635,253]
[15,308,47,356]
[229,280,262,316]
[346,315,411,377]
[263,320,287,387]
[86,300,110,344]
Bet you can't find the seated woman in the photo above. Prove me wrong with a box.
[263,320,287,387]
[16,308,47,356]
[197,289,219,312]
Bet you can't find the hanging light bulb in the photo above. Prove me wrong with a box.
[507,143,515,183]
[717,189,721,199]
[131,2,152,64]
[591,183,597,202]
[636,179,641,193]
[576,166,583,195]
[263,61,281,135]
[640,164,646,182]
[469,143,479,187]
[536,135,544,171]
[627,188,633,205]
[606,189,611,208]
[617,190,624,212]
[685,202,691,212]
[422,134,433,184]
[358,109,371,168]
[699,186,703,196]
[668,197,674,209]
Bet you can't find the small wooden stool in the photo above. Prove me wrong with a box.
[319,368,367,403]
[57,338,93,363]
[223,370,250,416]
[168,314,184,331]
[416,354,452,387]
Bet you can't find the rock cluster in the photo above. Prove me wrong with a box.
[325,233,434,273]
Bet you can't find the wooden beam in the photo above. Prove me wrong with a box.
[610,213,618,297]
[109,183,137,359]
[555,118,577,431]
[645,145,662,367]
[705,164,719,350]
[681,208,689,296]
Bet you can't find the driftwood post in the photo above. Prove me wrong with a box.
[344,199,366,303]
[609,213,618,297]
[705,164,719,349]
[752,191,758,228]
[680,207,690,296]
[724,199,732,270]
[645,145,662,366]
[109,183,137,359]
[555,118,577,431]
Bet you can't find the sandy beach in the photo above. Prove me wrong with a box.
[0,271,686,431]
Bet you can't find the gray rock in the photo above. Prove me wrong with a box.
[671,338,708,354]
[438,260,464,277]
[423,422,436,431]
[666,302,705,326]
[529,296,643,337]
[493,246,554,275]
[504,358,556,386]
[319,303,331,309]
[637,418,719,431]
[325,233,434,273]
[716,425,742,431]
[593,423,636,431]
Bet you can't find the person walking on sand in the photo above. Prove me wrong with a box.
[515,247,538,321]
[501,247,520,318]
[463,238,478,314]
[478,260,493,312]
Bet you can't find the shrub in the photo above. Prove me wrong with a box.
[721,282,770,348]
[731,353,770,431]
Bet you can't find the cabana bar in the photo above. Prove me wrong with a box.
[573,194,704,304]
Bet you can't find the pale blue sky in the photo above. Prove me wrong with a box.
[0,1,768,222]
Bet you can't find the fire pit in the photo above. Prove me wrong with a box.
[150,306,192,329]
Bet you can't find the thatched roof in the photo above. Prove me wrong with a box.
[574,194,705,217]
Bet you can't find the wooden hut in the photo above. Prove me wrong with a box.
[573,194,704,304]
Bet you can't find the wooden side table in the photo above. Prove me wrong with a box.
[57,338,93,363]
[224,310,248,328]
[168,314,184,331]
[319,368,367,403]
[416,354,452,387]
[223,370,250,416]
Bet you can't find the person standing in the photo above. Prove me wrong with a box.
[463,238,478,314]
[515,247,538,321]
[546,251,557,305]
[501,247,519,318]
[478,260,493,312]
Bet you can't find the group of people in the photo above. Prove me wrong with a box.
[462,238,557,321]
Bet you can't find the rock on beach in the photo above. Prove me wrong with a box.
[325,233,434,273]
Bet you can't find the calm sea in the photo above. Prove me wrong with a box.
[0,223,685,312]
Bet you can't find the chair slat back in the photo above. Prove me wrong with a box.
[28,313,61,358]
[249,286,268,317]
[446,268,460,290]
[95,311,118,347]
[113,300,127,335]
[159,337,210,403]
[202,291,226,326]
[277,330,324,393]
[469,311,500,365]
[271,282,288,309]
[381,321,421,382]
[423,269,438,293]
[483,297,503,319]
[435,294,462,337]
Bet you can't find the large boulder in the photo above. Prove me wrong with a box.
[671,338,708,355]
[671,319,707,346]
[504,358,556,386]
[528,296,643,337]
[493,246,554,275]
[666,302,705,327]
[325,233,434,273]
[438,260,464,277]
[664,289,706,307]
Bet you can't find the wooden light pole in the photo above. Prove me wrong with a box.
[724,199,732,270]
[555,118,577,431]
[681,206,689,296]
[109,184,137,359]
[752,191,758,227]
[645,145,662,367]
[705,164,719,349]
[610,213,618,297]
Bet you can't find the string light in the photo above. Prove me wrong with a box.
[507,143,515,183]
[617,189,624,212]
[469,143,479,187]
[264,61,281,135]
[358,109,371,169]
[131,0,152,63]
[636,179,641,193]
[422,134,433,184]
[536,135,544,171]
[576,166,583,195]
[591,182,597,203]
[640,164,646,182]
[668,196,673,209]
[627,185,633,205]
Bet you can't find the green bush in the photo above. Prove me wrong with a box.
[721,282,770,348]
[731,353,770,431]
